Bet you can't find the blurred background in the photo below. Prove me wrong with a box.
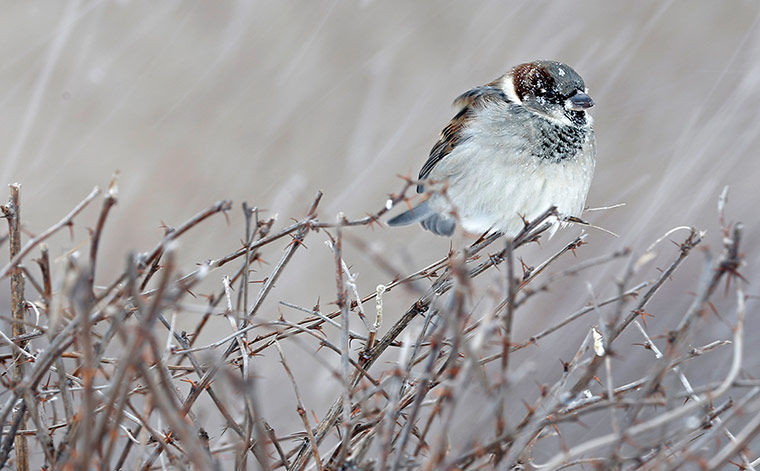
[1,0,759,465]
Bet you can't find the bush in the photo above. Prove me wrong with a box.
[0,179,751,470]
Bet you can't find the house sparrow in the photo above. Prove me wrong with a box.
[388,60,596,237]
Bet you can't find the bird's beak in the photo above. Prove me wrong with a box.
[566,92,594,111]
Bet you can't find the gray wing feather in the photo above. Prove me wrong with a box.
[420,214,456,236]
[387,201,456,236]
[417,86,508,193]
[387,201,433,226]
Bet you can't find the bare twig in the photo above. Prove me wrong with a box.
[276,341,323,471]
[0,186,100,279]
[2,183,29,471]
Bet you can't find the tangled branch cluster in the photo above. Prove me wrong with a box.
[0,179,753,471]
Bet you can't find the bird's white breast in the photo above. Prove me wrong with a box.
[427,104,595,238]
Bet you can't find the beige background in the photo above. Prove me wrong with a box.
[1,1,759,464]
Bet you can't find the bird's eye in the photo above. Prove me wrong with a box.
[537,88,560,102]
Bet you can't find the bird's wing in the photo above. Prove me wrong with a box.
[417,86,508,193]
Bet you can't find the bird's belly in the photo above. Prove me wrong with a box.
[442,155,593,237]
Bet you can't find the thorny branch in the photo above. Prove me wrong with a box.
[0,179,754,471]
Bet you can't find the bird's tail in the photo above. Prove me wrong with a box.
[387,201,455,236]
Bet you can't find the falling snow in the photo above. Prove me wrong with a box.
[1,2,759,467]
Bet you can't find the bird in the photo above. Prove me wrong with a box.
[387,60,596,238]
